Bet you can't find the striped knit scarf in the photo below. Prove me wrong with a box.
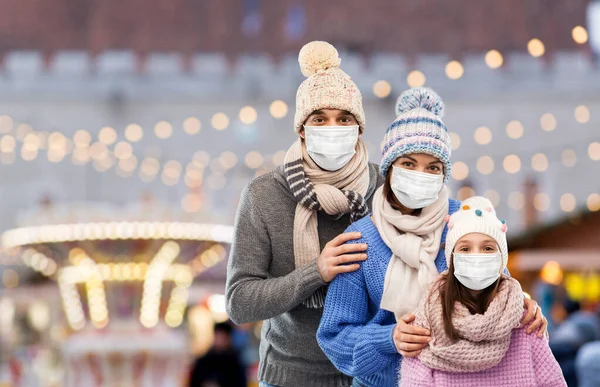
[283,138,370,308]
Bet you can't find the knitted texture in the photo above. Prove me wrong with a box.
[414,276,524,373]
[444,196,508,273]
[225,164,383,387]
[294,41,365,133]
[400,329,567,386]
[283,138,370,308]
[373,185,450,320]
[380,87,452,180]
[317,198,461,387]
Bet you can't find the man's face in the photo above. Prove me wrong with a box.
[299,109,358,138]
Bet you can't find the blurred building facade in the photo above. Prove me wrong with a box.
[0,2,600,385]
[0,0,592,59]
[0,0,598,235]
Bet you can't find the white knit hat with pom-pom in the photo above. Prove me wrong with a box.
[294,41,365,133]
[444,196,509,274]
[380,87,452,180]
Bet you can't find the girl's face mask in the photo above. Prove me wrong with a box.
[453,252,502,291]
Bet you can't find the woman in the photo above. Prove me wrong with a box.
[316,87,547,387]
[400,196,566,386]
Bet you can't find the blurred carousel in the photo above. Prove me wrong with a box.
[1,199,233,387]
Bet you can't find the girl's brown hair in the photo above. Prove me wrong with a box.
[438,259,504,342]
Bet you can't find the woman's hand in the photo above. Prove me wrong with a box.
[393,313,432,357]
[521,298,548,338]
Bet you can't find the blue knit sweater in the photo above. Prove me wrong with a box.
[317,199,461,387]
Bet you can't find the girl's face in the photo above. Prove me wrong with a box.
[454,233,499,254]
[392,153,443,176]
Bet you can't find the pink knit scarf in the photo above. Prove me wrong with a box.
[413,274,524,373]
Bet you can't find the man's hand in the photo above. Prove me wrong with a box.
[317,232,367,283]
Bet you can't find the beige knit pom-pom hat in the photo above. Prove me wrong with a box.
[294,41,365,133]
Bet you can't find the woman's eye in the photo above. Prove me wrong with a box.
[459,247,469,252]
[430,166,440,171]
[402,162,414,167]
[314,118,324,123]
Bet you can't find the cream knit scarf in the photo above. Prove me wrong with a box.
[373,185,449,320]
[414,275,524,373]
[283,138,370,308]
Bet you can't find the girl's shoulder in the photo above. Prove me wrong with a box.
[506,326,551,362]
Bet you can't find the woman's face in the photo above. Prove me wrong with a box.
[392,153,443,176]
[454,233,499,254]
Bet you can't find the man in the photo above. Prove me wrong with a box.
[225,41,382,387]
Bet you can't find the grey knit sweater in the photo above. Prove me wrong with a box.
[225,163,384,387]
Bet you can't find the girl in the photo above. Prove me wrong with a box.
[400,196,566,387]
[317,88,547,387]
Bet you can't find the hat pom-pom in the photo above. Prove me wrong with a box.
[395,87,445,118]
[298,41,341,77]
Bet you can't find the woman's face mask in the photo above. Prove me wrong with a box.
[391,166,443,209]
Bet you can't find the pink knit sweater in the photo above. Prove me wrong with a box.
[400,328,566,387]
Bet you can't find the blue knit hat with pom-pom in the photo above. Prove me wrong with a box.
[379,87,452,181]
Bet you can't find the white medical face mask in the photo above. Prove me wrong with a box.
[304,125,359,171]
[453,252,502,291]
[391,166,444,209]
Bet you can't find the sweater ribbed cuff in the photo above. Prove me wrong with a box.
[373,323,398,355]
[301,260,328,293]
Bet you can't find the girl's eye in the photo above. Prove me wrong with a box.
[484,246,496,251]
[429,166,440,172]
[459,247,469,252]
[314,117,324,123]
[402,162,414,167]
